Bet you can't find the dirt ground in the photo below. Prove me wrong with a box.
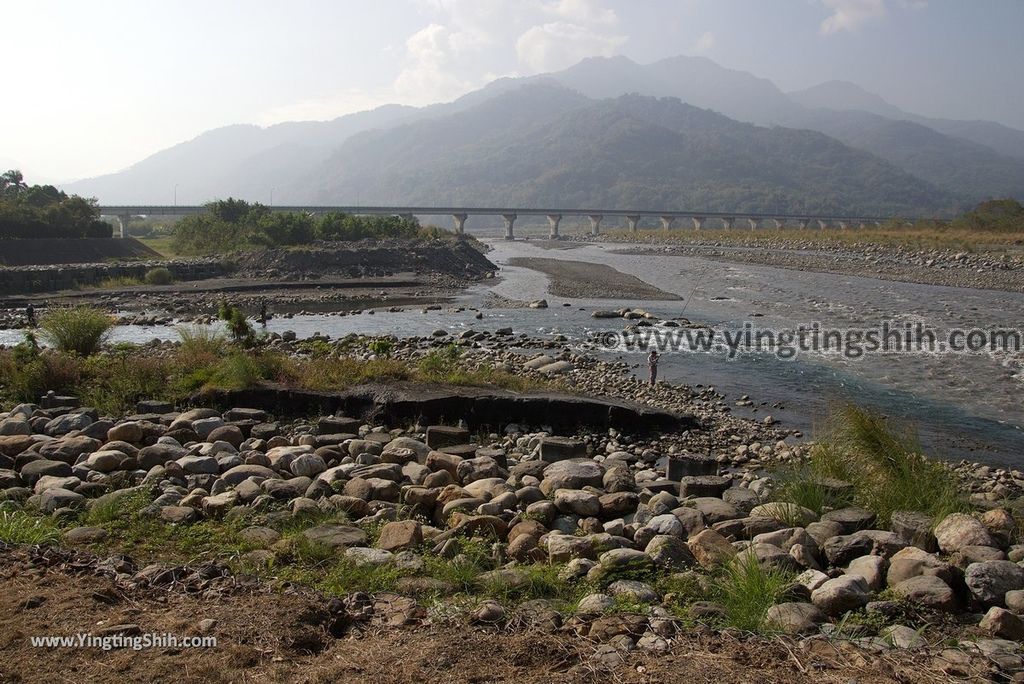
[0,547,976,684]
[507,257,680,301]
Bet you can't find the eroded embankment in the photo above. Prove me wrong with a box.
[192,381,697,434]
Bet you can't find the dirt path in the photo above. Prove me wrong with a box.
[0,547,963,684]
[507,257,681,300]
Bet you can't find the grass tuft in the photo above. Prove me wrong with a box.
[713,553,795,633]
[0,510,61,545]
[38,306,114,356]
[809,404,968,527]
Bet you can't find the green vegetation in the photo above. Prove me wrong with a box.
[0,170,111,239]
[97,275,144,289]
[218,301,255,345]
[38,306,114,356]
[712,554,795,632]
[0,333,552,416]
[143,267,174,285]
[171,198,433,255]
[791,404,967,527]
[0,510,61,545]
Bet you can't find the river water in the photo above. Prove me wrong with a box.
[4,238,1022,466]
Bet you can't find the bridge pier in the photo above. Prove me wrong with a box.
[625,215,640,232]
[838,220,849,230]
[660,215,675,231]
[746,218,759,230]
[117,214,131,238]
[691,216,704,230]
[452,213,468,235]
[588,214,602,236]
[773,218,785,230]
[816,219,828,230]
[502,214,517,240]
[796,219,808,230]
[722,218,734,230]
[546,214,562,240]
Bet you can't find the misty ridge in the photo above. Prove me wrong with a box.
[65,54,1024,215]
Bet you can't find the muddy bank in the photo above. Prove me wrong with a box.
[507,257,680,300]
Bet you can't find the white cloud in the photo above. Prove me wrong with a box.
[393,23,477,103]
[516,21,626,72]
[690,31,715,54]
[258,0,628,124]
[819,0,888,34]
[818,0,926,34]
[542,0,617,26]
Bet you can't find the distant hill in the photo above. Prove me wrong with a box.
[60,55,1024,212]
[789,80,1024,160]
[294,84,955,216]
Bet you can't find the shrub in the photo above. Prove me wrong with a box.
[218,302,254,345]
[143,267,174,285]
[39,306,113,355]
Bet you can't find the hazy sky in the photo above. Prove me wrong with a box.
[3,0,1022,182]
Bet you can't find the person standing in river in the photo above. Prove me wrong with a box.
[25,304,35,327]
[648,349,659,386]
[259,300,268,327]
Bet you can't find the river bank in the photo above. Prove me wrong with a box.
[584,231,1024,293]
[1,331,1023,681]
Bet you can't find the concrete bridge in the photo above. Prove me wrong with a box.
[99,205,900,240]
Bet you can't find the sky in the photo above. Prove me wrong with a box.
[2,0,1023,182]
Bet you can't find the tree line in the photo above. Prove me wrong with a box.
[171,198,425,254]
[0,170,112,239]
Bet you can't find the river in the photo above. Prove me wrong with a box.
[3,238,1022,467]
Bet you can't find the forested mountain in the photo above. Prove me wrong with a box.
[296,84,955,216]
[62,55,1024,214]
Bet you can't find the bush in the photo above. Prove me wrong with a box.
[218,302,254,345]
[39,306,113,355]
[143,267,174,285]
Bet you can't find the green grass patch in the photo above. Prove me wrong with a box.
[807,404,968,527]
[0,510,61,545]
[712,553,795,633]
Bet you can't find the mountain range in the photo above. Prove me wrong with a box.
[64,55,1024,216]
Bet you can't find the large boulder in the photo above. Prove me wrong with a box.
[553,489,600,517]
[810,575,870,616]
[539,460,603,495]
[687,529,736,568]
[891,575,958,612]
[377,520,423,552]
[302,524,368,549]
[934,513,996,553]
[39,487,85,513]
[37,436,101,464]
[765,602,828,635]
[965,561,1024,607]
